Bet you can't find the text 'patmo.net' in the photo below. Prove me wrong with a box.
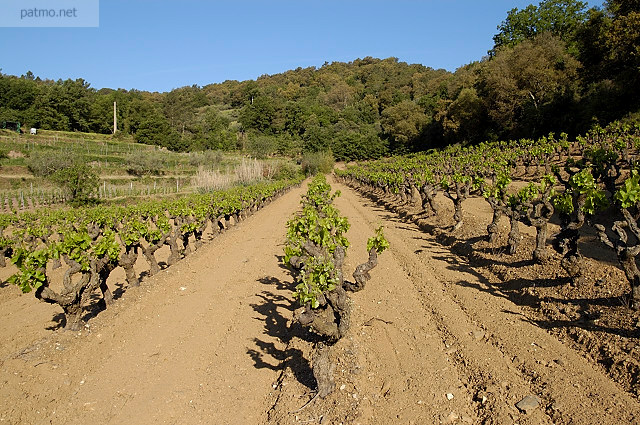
[1,0,99,27]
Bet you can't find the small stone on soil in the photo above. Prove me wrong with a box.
[444,412,459,423]
[446,393,454,400]
[516,395,541,413]
[472,331,485,340]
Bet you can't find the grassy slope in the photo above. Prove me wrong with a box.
[0,129,299,208]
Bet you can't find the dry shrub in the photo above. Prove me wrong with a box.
[192,158,265,192]
[234,157,264,184]
[191,167,235,192]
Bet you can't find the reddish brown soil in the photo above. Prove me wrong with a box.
[0,178,638,424]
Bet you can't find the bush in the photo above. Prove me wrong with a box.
[111,130,127,141]
[26,151,74,177]
[51,163,99,206]
[124,151,166,176]
[275,134,303,157]
[188,150,224,168]
[268,160,302,180]
[301,151,334,176]
[247,136,277,159]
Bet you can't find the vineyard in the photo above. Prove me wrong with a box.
[337,121,640,311]
[333,120,640,400]
[1,122,640,424]
[0,178,302,331]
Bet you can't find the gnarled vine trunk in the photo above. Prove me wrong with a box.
[166,218,183,266]
[485,198,503,244]
[345,248,378,292]
[506,209,521,255]
[554,213,584,285]
[119,245,139,287]
[142,236,167,276]
[419,184,440,217]
[595,210,640,310]
[526,198,554,263]
[34,256,94,331]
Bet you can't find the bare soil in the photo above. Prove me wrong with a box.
[0,178,638,424]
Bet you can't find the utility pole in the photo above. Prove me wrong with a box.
[113,101,117,134]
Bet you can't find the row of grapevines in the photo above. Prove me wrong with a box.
[336,119,640,309]
[1,177,303,330]
[283,175,388,398]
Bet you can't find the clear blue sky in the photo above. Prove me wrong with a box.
[0,0,597,93]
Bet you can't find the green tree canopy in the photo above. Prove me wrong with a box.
[381,100,430,151]
[480,32,581,138]
[492,0,590,55]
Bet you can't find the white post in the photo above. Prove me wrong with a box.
[113,101,117,134]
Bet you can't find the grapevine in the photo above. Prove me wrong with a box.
[283,175,389,398]
[335,118,640,309]
[3,177,303,330]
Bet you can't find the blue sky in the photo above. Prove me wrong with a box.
[0,0,597,93]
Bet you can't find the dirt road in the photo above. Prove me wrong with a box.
[1,178,639,424]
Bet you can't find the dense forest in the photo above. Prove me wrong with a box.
[1,0,638,160]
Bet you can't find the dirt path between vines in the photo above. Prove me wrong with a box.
[1,178,639,424]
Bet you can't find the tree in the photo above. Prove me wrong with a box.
[135,115,180,149]
[88,89,129,134]
[574,0,640,120]
[51,163,99,206]
[247,135,277,158]
[601,2,640,95]
[302,113,334,152]
[435,87,484,143]
[56,78,94,132]
[2,76,38,111]
[239,95,277,134]
[479,33,580,138]
[241,80,260,106]
[380,100,429,152]
[32,84,71,131]
[162,85,208,135]
[321,77,356,110]
[492,0,590,55]
[200,108,235,150]
[331,126,388,161]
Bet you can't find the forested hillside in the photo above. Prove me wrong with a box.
[1,0,638,159]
